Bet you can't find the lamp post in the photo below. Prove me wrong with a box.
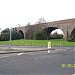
[9,27,12,48]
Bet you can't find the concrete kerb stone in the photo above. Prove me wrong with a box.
[0,46,74,54]
[0,47,55,54]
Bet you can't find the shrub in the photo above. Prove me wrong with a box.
[1,33,10,41]
[12,31,22,40]
[68,36,75,42]
[51,32,63,39]
[35,30,46,40]
[0,28,22,41]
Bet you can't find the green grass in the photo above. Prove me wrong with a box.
[0,39,75,47]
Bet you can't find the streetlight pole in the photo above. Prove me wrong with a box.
[9,27,12,48]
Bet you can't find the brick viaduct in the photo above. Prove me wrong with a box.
[15,18,75,40]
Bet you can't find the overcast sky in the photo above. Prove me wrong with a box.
[0,0,75,30]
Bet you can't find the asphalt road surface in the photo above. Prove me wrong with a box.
[0,48,75,75]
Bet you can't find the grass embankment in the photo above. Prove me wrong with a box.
[0,39,75,47]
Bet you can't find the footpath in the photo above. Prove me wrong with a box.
[0,45,74,54]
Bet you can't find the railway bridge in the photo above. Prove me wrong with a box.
[15,18,75,40]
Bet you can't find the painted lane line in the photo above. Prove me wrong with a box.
[18,52,23,56]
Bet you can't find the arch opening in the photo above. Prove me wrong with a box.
[71,28,75,40]
[19,30,24,39]
[43,27,64,39]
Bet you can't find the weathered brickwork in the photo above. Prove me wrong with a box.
[15,18,75,40]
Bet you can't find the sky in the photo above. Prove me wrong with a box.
[51,29,64,35]
[0,0,75,31]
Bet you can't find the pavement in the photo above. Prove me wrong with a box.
[0,45,74,54]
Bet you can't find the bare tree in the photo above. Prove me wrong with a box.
[37,18,46,24]
[27,22,31,26]
[18,24,20,27]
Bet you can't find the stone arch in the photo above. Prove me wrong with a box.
[43,27,64,39]
[43,27,58,39]
[71,28,75,40]
[19,30,24,39]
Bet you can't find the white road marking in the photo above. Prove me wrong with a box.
[0,53,23,59]
[18,52,23,56]
[48,50,50,53]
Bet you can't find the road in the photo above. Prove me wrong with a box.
[0,48,75,75]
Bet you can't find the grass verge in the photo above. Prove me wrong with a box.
[0,39,75,47]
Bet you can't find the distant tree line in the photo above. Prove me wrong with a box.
[0,28,63,41]
[0,28,74,41]
[0,28,22,41]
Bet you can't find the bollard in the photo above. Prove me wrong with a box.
[48,42,51,53]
